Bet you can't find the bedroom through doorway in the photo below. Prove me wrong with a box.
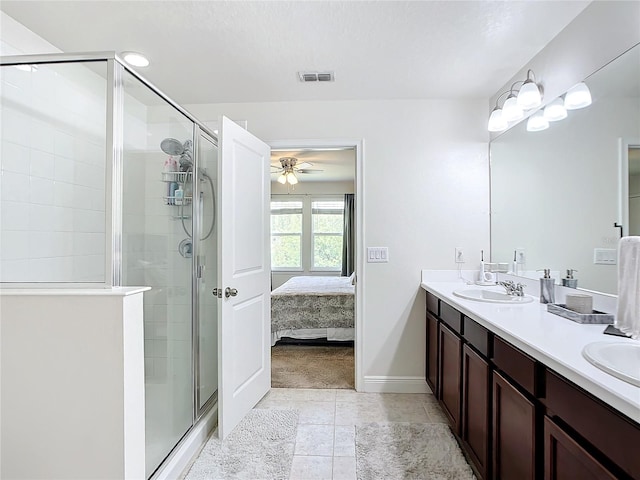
[269,144,357,390]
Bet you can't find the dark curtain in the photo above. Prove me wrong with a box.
[341,194,355,276]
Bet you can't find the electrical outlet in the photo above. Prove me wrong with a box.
[516,248,526,264]
[455,247,465,263]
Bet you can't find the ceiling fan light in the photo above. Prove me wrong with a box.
[564,82,592,110]
[517,80,542,110]
[488,107,508,132]
[287,172,298,185]
[502,94,524,122]
[277,174,287,184]
[543,97,568,122]
[526,111,549,132]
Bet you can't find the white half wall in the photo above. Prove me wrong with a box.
[188,99,489,390]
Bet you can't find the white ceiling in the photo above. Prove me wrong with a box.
[1,1,590,106]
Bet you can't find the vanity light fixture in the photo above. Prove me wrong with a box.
[526,110,549,132]
[502,93,525,122]
[121,51,149,68]
[488,69,542,132]
[564,82,592,109]
[543,97,568,122]
[517,70,542,110]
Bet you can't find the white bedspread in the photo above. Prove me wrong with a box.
[271,275,354,296]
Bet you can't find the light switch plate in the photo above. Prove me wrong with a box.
[367,247,389,263]
[594,248,617,265]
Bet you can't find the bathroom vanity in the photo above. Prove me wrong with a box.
[421,275,639,480]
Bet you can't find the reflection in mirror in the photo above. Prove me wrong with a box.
[491,43,640,295]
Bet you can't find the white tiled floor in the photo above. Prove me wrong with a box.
[254,388,449,480]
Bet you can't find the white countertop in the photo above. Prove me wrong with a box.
[0,286,151,296]
[421,276,640,424]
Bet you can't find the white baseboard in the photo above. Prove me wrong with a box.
[151,403,218,480]
[362,375,431,393]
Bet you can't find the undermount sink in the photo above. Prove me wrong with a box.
[452,288,534,304]
[582,341,640,387]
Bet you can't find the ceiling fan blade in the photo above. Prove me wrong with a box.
[297,169,324,174]
[296,162,313,169]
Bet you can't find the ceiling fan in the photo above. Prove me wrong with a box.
[270,157,323,185]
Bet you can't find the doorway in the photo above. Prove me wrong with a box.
[268,140,363,391]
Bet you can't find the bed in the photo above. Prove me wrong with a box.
[271,275,355,346]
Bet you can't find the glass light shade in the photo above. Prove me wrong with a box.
[526,111,549,132]
[287,172,298,185]
[502,95,524,122]
[543,98,568,121]
[488,108,508,132]
[277,174,287,184]
[564,82,592,110]
[517,80,542,110]
[122,51,149,67]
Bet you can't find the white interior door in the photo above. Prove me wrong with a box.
[218,116,271,439]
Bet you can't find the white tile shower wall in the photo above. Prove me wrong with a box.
[0,62,107,282]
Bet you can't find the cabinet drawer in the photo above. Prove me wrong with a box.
[463,316,491,358]
[440,301,462,334]
[426,291,439,316]
[545,370,640,479]
[492,336,537,396]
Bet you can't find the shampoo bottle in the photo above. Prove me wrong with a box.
[539,268,555,304]
[174,185,184,206]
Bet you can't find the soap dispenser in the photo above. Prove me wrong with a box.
[538,269,555,304]
[561,269,578,289]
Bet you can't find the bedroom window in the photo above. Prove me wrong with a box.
[270,200,303,269]
[311,199,344,270]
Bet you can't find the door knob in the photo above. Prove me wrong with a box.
[225,287,238,298]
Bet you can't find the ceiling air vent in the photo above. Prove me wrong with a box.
[298,71,335,82]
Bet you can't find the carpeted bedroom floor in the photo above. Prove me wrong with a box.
[271,345,354,389]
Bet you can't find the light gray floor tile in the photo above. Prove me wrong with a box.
[333,425,355,456]
[332,456,357,480]
[384,402,430,423]
[296,401,336,425]
[294,424,334,456]
[289,456,333,480]
[335,401,388,425]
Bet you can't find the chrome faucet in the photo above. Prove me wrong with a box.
[497,280,526,297]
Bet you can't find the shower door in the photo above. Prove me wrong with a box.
[195,131,218,415]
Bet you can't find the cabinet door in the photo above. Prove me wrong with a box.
[438,322,461,434]
[544,416,617,480]
[426,310,439,395]
[462,344,490,479]
[492,371,536,480]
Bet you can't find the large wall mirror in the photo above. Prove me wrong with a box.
[491,43,640,295]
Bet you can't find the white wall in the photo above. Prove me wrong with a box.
[190,99,489,388]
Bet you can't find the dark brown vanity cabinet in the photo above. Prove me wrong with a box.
[425,310,439,395]
[423,292,639,480]
[492,370,536,480]
[438,322,462,434]
[543,416,617,480]
[461,343,490,479]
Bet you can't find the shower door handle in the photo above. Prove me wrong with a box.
[212,288,222,298]
[225,287,238,298]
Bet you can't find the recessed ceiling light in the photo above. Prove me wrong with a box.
[122,51,149,68]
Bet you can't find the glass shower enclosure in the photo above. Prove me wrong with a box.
[0,52,218,478]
